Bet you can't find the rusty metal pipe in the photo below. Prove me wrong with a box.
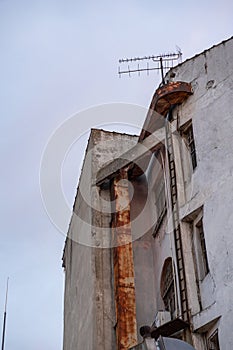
[112,169,138,350]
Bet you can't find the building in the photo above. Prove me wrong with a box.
[62,37,233,350]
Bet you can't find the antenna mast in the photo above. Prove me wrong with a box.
[1,278,9,350]
[118,48,182,84]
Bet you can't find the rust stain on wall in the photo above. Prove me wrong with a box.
[112,169,138,350]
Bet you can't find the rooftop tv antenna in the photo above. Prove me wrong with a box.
[1,278,9,350]
[118,48,182,85]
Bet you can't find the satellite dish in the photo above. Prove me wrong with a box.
[158,336,196,350]
[129,336,196,350]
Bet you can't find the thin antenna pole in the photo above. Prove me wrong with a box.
[160,57,165,85]
[1,278,9,350]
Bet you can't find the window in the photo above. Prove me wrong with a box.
[207,330,220,350]
[154,175,166,223]
[161,258,176,319]
[152,148,167,236]
[197,218,209,278]
[193,216,209,281]
[181,121,197,170]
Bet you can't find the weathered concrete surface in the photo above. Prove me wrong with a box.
[130,166,163,339]
[165,37,233,348]
[63,129,137,350]
[128,37,233,349]
[63,37,233,350]
[96,127,165,186]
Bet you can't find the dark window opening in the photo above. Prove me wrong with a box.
[208,330,220,350]
[155,179,166,222]
[152,148,167,237]
[197,218,209,278]
[182,123,197,170]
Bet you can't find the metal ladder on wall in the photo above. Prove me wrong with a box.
[165,114,189,322]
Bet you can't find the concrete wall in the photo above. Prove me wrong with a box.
[63,129,138,350]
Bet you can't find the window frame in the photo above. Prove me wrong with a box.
[160,258,177,319]
[192,212,209,282]
[152,148,167,237]
[180,120,197,170]
[207,329,220,350]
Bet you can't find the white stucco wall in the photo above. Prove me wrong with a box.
[166,37,233,349]
[131,37,233,349]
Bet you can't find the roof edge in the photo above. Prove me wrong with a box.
[166,35,233,75]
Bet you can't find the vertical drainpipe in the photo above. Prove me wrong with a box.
[111,168,138,350]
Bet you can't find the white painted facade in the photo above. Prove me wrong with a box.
[63,37,233,350]
[175,37,233,349]
[145,37,233,349]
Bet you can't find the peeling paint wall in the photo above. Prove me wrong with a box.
[129,37,233,348]
[166,37,233,348]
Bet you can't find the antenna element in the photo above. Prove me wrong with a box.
[118,49,182,84]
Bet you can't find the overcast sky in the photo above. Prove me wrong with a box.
[1,1,233,349]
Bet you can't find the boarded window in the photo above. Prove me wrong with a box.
[161,258,176,319]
